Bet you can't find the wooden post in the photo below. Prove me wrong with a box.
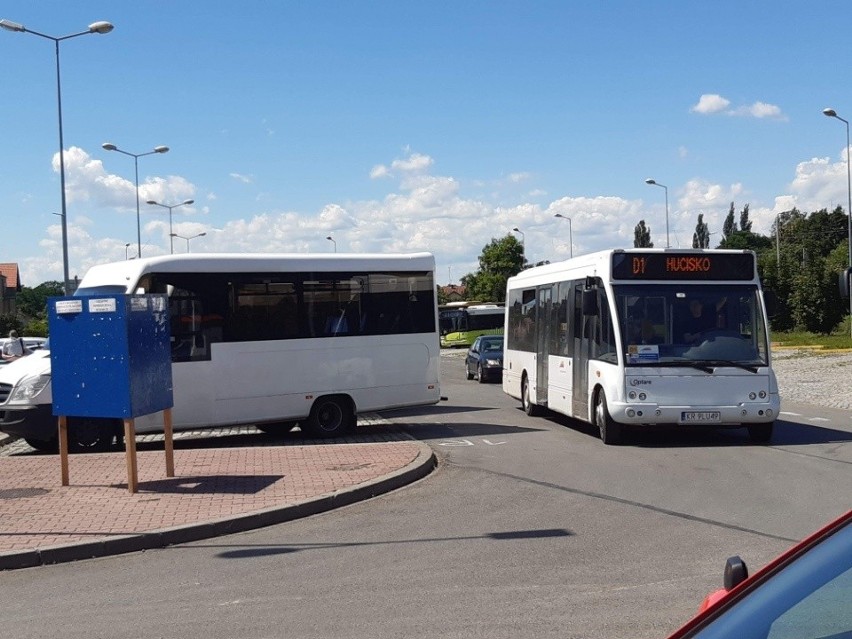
[58,416,69,486]
[163,408,175,477]
[123,418,138,494]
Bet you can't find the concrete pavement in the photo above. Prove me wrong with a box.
[0,417,435,570]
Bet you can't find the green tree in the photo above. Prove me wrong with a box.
[633,220,653,248]
[460,235,525,303]
[722,202,736,240]
[17,281,64,319]
[692,213,710,248]
[0,314,24,337]
[739,203,752,233]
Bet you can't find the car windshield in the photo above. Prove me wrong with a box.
[613,284,769,367]
[684,517,852,638]
[480,337,503,351]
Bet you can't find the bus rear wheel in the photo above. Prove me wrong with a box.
[595,390,623,445]
[304,395,355,438]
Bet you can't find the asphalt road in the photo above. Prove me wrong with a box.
[0,351,850,638]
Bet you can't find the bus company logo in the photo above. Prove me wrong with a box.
[666,256,711,273]
[630,379,652,387]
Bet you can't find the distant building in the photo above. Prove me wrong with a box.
[440,284,466,302]
[0,263,21,315]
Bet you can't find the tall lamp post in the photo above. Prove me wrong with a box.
[326,235,337,252]
[170,232,206,253]
[102,142,169,258]
[512,227,525,264]
[146,199,194,254]
[823,107,852,338]
[1,18,113,292]
[644,178,670,248]
[554,213,574,258]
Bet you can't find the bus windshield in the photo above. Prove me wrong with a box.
[613,284,769,366]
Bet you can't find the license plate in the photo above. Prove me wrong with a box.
[681,411,721,424]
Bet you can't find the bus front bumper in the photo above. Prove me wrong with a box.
[608,399,780,426]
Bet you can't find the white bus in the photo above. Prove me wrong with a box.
[503,249,779,445]
[0,253,441,452]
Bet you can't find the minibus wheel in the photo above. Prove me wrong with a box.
[304,395,355,438]
[595,390,623,445]
[68,417,120,453]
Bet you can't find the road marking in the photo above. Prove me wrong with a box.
[438,439,508,447]
[808,417,830,422]
[780,411,801,417]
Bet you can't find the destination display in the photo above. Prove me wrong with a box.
[611,252,755,281]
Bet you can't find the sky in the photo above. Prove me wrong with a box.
[2,1,852,288]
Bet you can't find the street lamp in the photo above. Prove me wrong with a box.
[512,227,525,263]
[326,235,337,252]
[554,213,574,258]
[147,199,194,254]
[124,242,131,260]
[644,178,670,248]
[102,142,169,258]
[170,232,206,253]
[1,18,113,292]
[823,107,852,338]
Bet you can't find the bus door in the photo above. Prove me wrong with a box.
[535,285,553,407]
[572,282,590,418]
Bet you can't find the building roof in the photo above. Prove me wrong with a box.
[0,263,21,291]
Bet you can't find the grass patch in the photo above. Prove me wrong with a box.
[772,331,852,350]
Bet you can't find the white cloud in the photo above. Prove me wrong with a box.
[691,94,786,120]
[691,94,731,114]
[229,173,254,184]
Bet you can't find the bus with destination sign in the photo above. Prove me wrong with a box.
[503,249,779,445]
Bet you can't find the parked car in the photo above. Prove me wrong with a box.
[667,508,852,638]
[0,336,46,364]
[465,334,503,383]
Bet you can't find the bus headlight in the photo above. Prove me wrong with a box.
[7,374,52,404]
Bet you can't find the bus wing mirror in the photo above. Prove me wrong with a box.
[581,289,598,316]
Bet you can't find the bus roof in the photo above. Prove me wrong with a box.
[78,252,436,293]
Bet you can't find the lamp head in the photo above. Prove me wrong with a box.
[183,199,194,205]
[0,19,25,32]
[102,142,117,151]
[154,145,169,154]
[512,227,520,232]
[146,200,158,205]
[88,21,114,34]
[645,178,657,185]
[823,108,838,118]
[198,232,207,238]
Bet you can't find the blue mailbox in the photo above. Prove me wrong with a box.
[48,294,174,419]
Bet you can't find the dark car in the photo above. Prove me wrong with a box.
[465,335,503,383]
[668,509,852,639]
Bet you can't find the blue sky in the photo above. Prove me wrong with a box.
[2,1,852,287]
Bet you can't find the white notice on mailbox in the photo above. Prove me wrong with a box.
[55,300,83,314]
[88,298,117,313]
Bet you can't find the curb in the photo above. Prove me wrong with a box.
[0,443,437,570]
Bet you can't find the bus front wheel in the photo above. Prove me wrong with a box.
[521,376,543,416]
[595,390,623,446]
[304,395,355,438]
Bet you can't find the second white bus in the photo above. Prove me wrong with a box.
[0,252,441,451]
[503,249,779,445]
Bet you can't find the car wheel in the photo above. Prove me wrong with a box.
[24,437,58,453]
[465,361,474,380]
[67,417,119,453]
[747,422,773,443]
[303,395,355,438]
[595,390,623,445]
[477,364,486,383]
[522,375,543,416]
